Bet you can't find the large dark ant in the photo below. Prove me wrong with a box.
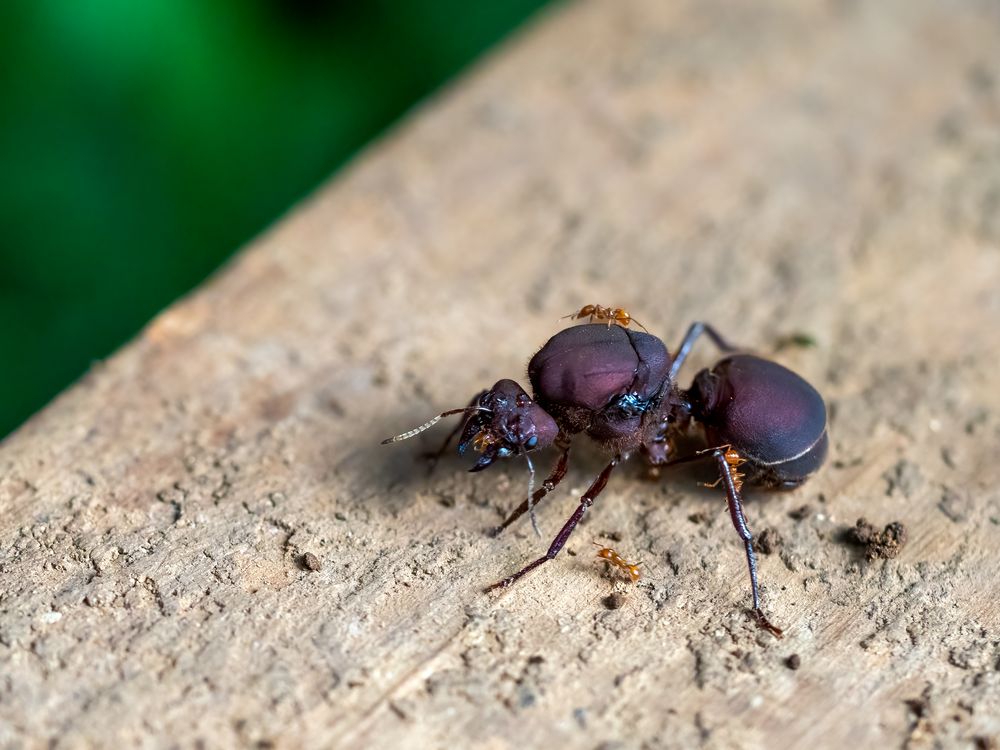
[382,319,828,636]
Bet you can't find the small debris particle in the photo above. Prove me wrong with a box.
[688,510,710,525]
[603,592,627,610]
[388,701,407,720]
[904,695,928,719]
[775,331,818,350]
[301,553,322,572]
[753,527,783,555]
[602,530,623,542]
[788,504,812,521]
[846,518,908,560]
[940,446,956,469]
[40,611,62,624]
[883,459,923,498]
[334,511,347,522]
[938,487,969,523]
[786,654,802,670]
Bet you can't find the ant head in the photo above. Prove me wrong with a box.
[459,379,558,472]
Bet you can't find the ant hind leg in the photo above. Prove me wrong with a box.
[710,448,783,638]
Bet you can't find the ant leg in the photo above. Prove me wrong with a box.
[652,444,724,469]
[485,456,620,592]
[709,448,783,638]
[421,390,486,473]
[492,440,571,536]
[669,322,740,381]
[654,446,782,636]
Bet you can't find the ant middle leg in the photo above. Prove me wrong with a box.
[668,322,740,381]
[485,456,620,592]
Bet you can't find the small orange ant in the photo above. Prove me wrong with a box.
[563,304,647,331]
[594,542,642,583]
[702,445,746,492]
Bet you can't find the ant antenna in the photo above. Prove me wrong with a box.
[381,406,490,444]
[524,450,540,538]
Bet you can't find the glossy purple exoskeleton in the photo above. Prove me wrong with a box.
[383,320,827,635]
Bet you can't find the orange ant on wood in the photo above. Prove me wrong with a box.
[594,542,642,583]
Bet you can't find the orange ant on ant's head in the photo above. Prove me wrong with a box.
[563,304,647,332]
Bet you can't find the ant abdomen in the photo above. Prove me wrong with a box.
[688,354,828,486]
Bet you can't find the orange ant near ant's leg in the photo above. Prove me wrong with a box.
[701,445,746,493]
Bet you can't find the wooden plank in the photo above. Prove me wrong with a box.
[2,0,999,747]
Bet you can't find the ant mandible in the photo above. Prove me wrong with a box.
[382,316,828,637]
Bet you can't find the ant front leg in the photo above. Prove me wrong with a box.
[486,456,619,592]
[493,437,571,536]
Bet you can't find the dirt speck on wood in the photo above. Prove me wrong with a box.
[602,592,628,610]
[752,527,783,555]
[845,518,909,560]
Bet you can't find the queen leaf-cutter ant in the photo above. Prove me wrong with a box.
[383,315,828,636]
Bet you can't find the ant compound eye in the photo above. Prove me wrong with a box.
[525,435,539,449]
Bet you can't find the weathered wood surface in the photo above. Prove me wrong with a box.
[3,1,1000,748]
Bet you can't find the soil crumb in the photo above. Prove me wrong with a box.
[688,511,710,525]
[846,518,908,560]
[788,504,812,521]
[603,592,627,610]
[753,527,783,555]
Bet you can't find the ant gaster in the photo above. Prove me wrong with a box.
[383,320,828,636]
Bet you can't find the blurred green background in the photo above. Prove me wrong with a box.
[0,0,551,439]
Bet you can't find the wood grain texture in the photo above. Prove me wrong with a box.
[3,1,1000,747]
